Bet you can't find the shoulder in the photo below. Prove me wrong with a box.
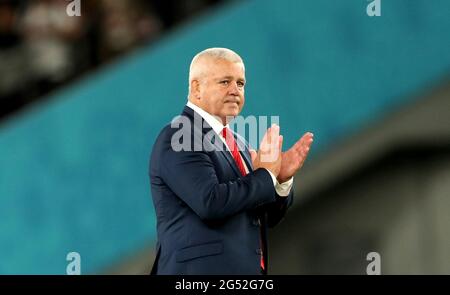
[154,114,194,143]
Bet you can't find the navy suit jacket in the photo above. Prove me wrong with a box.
[149,106,293,275]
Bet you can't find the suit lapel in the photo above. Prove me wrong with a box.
[207,128,242,177]
[235,135,253,172]
[182,106,242,177]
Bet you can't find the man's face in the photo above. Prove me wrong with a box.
[195,58,246,124]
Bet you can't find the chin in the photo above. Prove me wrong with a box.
[221,112,238,123]
[226,111,239,117]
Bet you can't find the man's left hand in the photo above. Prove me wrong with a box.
[277,132,314,183]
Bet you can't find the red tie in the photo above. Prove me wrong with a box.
[221,127,247,176]
[221,127,265,272]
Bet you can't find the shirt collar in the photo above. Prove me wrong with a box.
[186,101,229,135]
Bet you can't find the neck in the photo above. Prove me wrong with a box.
[187,99,227,126]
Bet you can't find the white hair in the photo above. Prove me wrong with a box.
[188,48,245,96]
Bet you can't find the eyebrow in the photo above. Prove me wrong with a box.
[216,76,246,83]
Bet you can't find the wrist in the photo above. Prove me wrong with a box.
[277,175,291,184]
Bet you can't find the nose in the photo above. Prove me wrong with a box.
[228,81,240,95]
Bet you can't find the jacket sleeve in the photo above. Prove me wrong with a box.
[160,147,277,221]
[265,188,294,228]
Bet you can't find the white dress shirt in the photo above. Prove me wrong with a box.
[186,101,293,196]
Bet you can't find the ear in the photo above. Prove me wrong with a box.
[191,79,201,100]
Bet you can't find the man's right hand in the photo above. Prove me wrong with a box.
[250,124,283,177]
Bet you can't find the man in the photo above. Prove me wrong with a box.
[149,48,313,274]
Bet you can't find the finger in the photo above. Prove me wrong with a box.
[299,134,313,150]
[303,146,310,157]
[260,127,271,151]
[301,145,311,160]
[250,149,257,163]
[294,138,306,153]
[278,135,283,154]
[302,139,312,151]
[268,126,280,161]
[263,127,271,142]
[270,135,282,161]
[267,124,275,144]
[271,124,280,148]
[260,127,274,162]
[302,132,313,142]
[273,124,280,139]
[293,132,311,150]
[302,132,314,140]
[294,138,304,151]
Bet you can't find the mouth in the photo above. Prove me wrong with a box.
[224,100,239,105]
[225,102,239,109]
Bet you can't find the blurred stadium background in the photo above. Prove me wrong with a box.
[0,0,449,274]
